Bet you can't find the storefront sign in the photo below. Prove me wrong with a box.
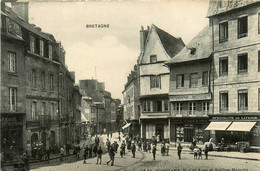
[172,119,208,124]
[1,116,23,126]
[212,116,258,120]
[170,93,211,101]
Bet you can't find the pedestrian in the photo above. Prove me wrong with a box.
[114,141,119,153]
[83,145,89,164]
[21,152,30,171]
[107,133,109,138]
[66,141,70,155]
[110,132,113,138]
[177,143,182,159]
[89,144,93,157]
[147,141,151,153]
[26,141,32,158]
[93,144,97,157]
[143,140,147,152]
[198,148,202,159]
[161,142,165,156]
[152,144,156,160]
[131,142,136,158]
[96,147,103,164]
[107,146,115,166]
[75,144,81,160]
[122,140,126,156]
[32,142,37,159]
[45,145,50,163]
[106,139,111,152]
[60,146,65,162]
[137,140,142,151]
[119,135,121,142]
[95,135,100,147]
[193,146,198,160]
[165,140,170,156]
[204,145,209,160]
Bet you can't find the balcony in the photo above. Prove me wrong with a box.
[26,115,51,128]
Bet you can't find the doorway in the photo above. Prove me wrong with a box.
[156,125,163,142]
[184,128,194,142]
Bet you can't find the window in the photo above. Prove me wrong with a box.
[8,52,16,73]
[49,45,53,59]
[150,75,161,89]
[147,101,151,112]
[238,90,248,111]
[202,71,209,86]
[202,101,209,115]
[40,40,44,56]
[238,16,248,38]
[177,74,184,88]
[259,88,260,111]
[219,21,228,42]
[31,102,37,121]
[258,13,260,34]
[50,74,54,91]
[164,100,168,111]
[31,69,36,88]
[176,103,183,115]
[220,91,228,111]
[189,102,196,115]
[150,55,157,63]
[258,51,260,72]
[153,101,162,112]
[238,53,248,74]
[41,72,45,91]
[30,35,35,53]
[50,103,55,120]
[42,102,46,115]
[1,16,6,31]
[190,73,198,88]
[219,57,228,76]
[9,87,17,111]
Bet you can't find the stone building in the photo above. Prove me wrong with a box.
[165,26,212,143]
[137,24,185,141]
[122,65,140,136]
[205,0,260,146]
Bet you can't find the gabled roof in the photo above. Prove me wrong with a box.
[153,24,185,58]
[207,0,259,17]
[165,25,212,65]
[3,5,54,42]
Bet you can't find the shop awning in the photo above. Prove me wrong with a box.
[227,122,256,132]
[205,122,232,131]
[122,123,131,129]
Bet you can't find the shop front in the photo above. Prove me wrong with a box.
[206,115,260,147]
[170,117,210,144]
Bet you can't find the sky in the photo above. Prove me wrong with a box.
[28,0,209,100]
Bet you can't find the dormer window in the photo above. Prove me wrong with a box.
[150,55,157,63]
[30,35,35,53]
[7,18,22,37]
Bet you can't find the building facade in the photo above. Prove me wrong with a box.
[206,0,260,146]
[138,24,185,141]
[165,26,212,144]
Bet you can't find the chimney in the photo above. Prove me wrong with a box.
[140,26,149,53]
[98,82,105,91]
[11,2,29,22]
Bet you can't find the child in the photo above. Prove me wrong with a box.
[147,141,151,153]
[120,147,124,158]
[193,147,198,160]
[198,148,202,159]
[96,147,103,164]
[60,146,65,162]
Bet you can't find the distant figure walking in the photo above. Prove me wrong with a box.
[177,143,182,159]
[96,147,103,164]
[60,146,65,162]
[131,143,136,158]
[95,135,100,147]
[107,146,115,166]
[204,145,209,160]
[152,145,156,160]
[83,145,89,164]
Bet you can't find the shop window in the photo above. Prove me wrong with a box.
[238,53,248,74]
[31,69,37,88]
[190,73,198,88]
[189,102,196,115]
[219,21,228,42]
[31,102,37,121]
[219,57,228,76]
[238,16,248,38]
[176,74,184,88]
[9,87,17,111]
[176,126,184,142]
[8,51,16,73]
[150,75,161,89]
[202,71,209,86]
[220,91,228,111]
[30,35,35,53]
[202,101,209,115]
[150,55,157,63]
[238,89,248,111]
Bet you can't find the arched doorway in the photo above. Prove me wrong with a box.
[31,133,38,145]
[41,132,47,149]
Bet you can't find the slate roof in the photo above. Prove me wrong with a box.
[207,0,259,17]
[165,25,212,65]
[3,5,55,42]
[153,24,185,58]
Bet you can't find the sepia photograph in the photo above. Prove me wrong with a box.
[1,0,260,170]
